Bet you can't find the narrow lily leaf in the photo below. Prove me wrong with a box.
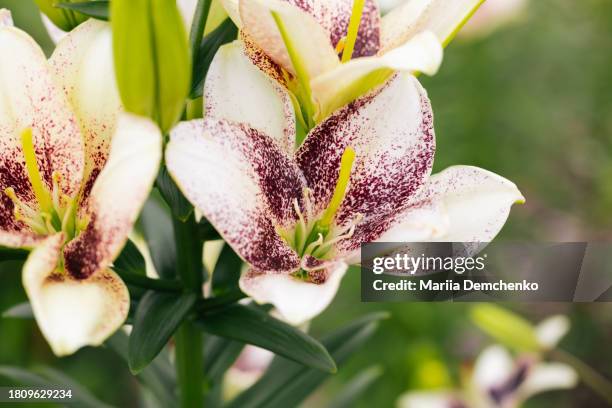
[328,366,383,408]
[138,193,177,279]
[212,244,242,296]
[129,291,198,373]
[107,331,176,408]
[226,313,388,408]
[199,220,222,241]
[0,366,112,408]
[470,304,540,352]
[190,18,238,98]
[0,247,28,262]
[2,302,33,319]
[197,304,336,373]
[57,1,110,20]
[204,335,245,382]
[114,239,147,276]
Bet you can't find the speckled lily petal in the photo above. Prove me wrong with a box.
[311,31,442,120]
[414,165,524,242]
[239,261,347,324]
[49,19,121,209]
[239,0,339,79]
[205,41,296,154]
[0,23,84,203]
[166,118,303,272]
[285,0,380,57]
[380,0,484,53]
[22,233,129,356]
[297,74,435,227]
[63,114,161,279]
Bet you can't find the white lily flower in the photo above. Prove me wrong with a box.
[220,0,484,125]
[459,0,529,39]
[0,12,162,355]
[398,345,578,408]
[166,40,523,325]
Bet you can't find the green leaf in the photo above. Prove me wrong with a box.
[156,166,193,221]
[114,239,146,276]
[197,304,336,373]
[0,365,113,408]
[327,366,383,408]
[107,331,176,407]
[2,302,33,319]
[129,291,197,373]
[204,335,245,383]
[0,247,28,262]
[203,336,245,407]
[57,1,110,20]
[470,304,540,352]
[211,244,242,296]
[138,193,176,279]
[198,219,221,241]
[227,312,387,408]
[190,18,238,98]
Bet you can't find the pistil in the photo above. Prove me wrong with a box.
[341,0,366,63]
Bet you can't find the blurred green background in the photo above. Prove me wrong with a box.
[0,0,611,407]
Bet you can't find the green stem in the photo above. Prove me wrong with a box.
[173,214,205,408]
[552,348,612,405]
[189,0,212,64]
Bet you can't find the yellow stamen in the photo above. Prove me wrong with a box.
[319,147,356,227]
[20,128,52,213]
[335,37,346,54]
[341,0,366,63]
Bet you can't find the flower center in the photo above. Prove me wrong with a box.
[277,147,361,262]
[3,128,87,240]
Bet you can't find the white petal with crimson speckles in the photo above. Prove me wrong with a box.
[417,165,524,242]
[167,118,303,272]
[239,0,339,79]
[311,31,442,120]
[49,19,121,209]
[205,41,296,154]
[284,0,381,58]
[380,0,483,53]
[239,261,347,325]
[297,74,435,227]
[0,21,83,244]
[62,113,161,279]
[22,234,129,356]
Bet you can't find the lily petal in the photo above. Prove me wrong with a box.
[285,0,381,58]
[49,19,121,208]
[205,41,296,153]
[311,31,442,120]
[297,74,434,227]
[0,22,84,199]
[23,234,129,356]
[397,391,456,408]
[166,118,303,272]
[380,0,484,52]
[239,0,340,79]
[239,261,347,324]
[472,345,515,390]
[519,363,578,399]
[416,165,524,242]
[63,114,161,279]
[535,315,570,350]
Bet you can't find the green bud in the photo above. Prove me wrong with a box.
[111,0,191,133]
[470,304,541,352]
[35,0,89,31]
